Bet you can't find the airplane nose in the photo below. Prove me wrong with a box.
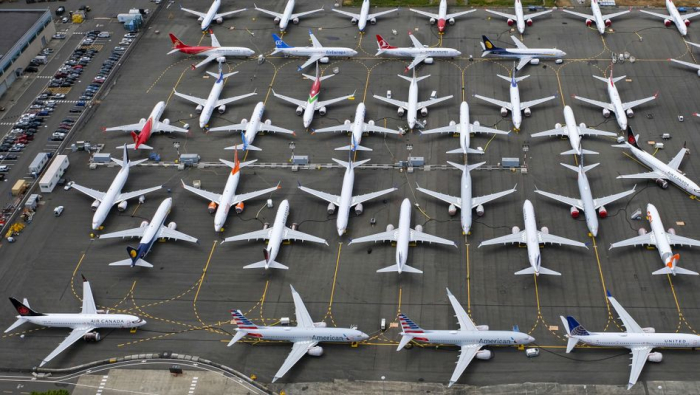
[360,333,369,340]
[527,336,535,343]
[141,319,147,326]
[92,222,100,231]
[351,50,358,56]
[337,228,345,236]
[591,227,598,238]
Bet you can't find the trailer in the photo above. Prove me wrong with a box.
[39,155,70,193]
[29,152,50,175]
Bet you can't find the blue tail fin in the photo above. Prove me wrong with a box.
[272,34,291,49]
[566,316,590,336]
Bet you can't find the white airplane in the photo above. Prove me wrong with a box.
[531,106,618,156]
[168,30,255,70]
[104,101,188,150]
[420,101,509,155]
[480,35,566,71]
[485,0,552,34]
[479,200,588,276]
[228,285,369,383]
[640,0,700,36]
[609,203,699,275]
[174,64,257,129]
[373,69,453,130]
[181,150,280,232]
[375,32,461,72]
[561,291,700,390]
[180,0,246,31]
[398,288,534,387]
[349,198,456,274]
[311,102,400,151]
[562,0,630,35]
[573,70,657,131]
[98,198,198,268]
[221,200,327,270]
[299,153,397,236]
[668,41,700,76]
[474,71,555,132]
[417,161,517,235]
[5,275,146,367]
[208,102,295,151]
[613,128,700,197]
[255,0,324,32]
[332,0,398,32]
[410,0,477,34]
[72,146,161,231]
[272,31,357,72]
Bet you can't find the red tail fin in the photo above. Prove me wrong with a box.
[376,35,395,50]
[169,33,186,48]
[9,298,42,316]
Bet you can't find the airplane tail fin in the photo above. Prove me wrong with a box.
[332,155,371,169]
[231,309,259,331]
[118,143,154,150]
[446,147,484,155]
[9,297,43,317]
[397,334,413,351]
[515,266,561,276]
[560,148,599,155]
[466,161,486,172]
[560,315,587,352]
[225,143,261,151]
[335,144,372,152]
[397,313,426,350]
[108,258,153,268]
[481,35,502,52]
[653,254,699,275]
[376,34,396,52]
[377,264,423,273]
[446,160,466,172]
[626,127,640,149]
[227,329,248,347]
[169,33,188,49]
[272,34,292,51]
[243,260,289,270]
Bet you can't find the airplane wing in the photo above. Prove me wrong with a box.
[273,90,308,109]
[273,340,317,383]
[409,8,439,19]
[479,230,526,246]
[331,8,359,19]
[317,93,355,110]
[510,35,528,50]
[40,326,96,367]
[526,9,553,19]
[573,95,614,111]
[313,123,351,134]
[446,9,477,19]
[351,187,397,206]
[666,233,700,248]
[222,228,271,243]
[621,95,657,111]
[617,171,664,180]
[365,123,400,135]
[683,11,700,20]
[299,54,324,70]
[217,92,258,108]
[299,185,341,206]
[670,58,700,71]
[667,147,687,171]
[369,8,400,19]
[260,123,295,134]
[531,126,566,138]
[406,55,429,71]
[283,227,328,245]
[291,8,325,20]
[472,186,518,209]
[537,232,587,248]
[116,186,162,203]
[420,124,456,135]
[373,95,408,109]
[215,9,247,19]
[208,123,247,132]
[408,33,424,49]
[603,9,631,20]
[516,57,533,71]
[232,185,279,205]
[639,9,670,20]
[416,95,453,110]
[410,230,455,246]
[180,7,207,19]
[81,279,97,315]
[474,94,512,111]
[472,123,509,135]
[174,91,207,107]
[608,295,643,333]
[158,226,198,243]
[155,122,188,133]
[192,55,218,70]
[609,233,655,248]
[484,9,516,20]
[416,185,461,208]
[578,126,617,137]
[592,188,636,209]
[627,347,652,390]
[349,229,398,244]
[561,9,594,20]
[181,181,222,204]
[308,32,323,48]
[447,288,478,331]
[104,121,145,132]
[255,7,283,19]
[71,183,105,202]
[449,345,482,387]
[535,189,582,210]
[520,96,556,110]
[291,286,315,329]
[98,227,146,240]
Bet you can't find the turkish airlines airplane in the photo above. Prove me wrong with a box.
[485,0,552,34]
[255,0,324,32]
[410,0,477,33]
[312,102,400,151]
[168,30,255,70]
[104,101,187,150]
[640,0,700,36]
[180,0,245,31]
[562,0,630,35]
[531,106,617,156]
[332,0,398,32]
[271,30,357,71]
[208,102,295,151]
[375,32,461,72]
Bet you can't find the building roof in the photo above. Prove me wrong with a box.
[0,9,49,60]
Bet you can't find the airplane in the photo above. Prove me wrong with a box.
[485,0,552,34]
[668,41,700,76]
[372,69,453,130]
[298,152,397,236]
[561,0,630,35]
[531,105,618,156]
[71,146,161,231]
[609,203,699,275]
[417,161,517,235]
[208,102,295,151]
[311,102,400,151]
[220,200,328,270]
[272,62,355,129]
[572,69,657,131]
[613,127,700,197]
[332,0,398,32]
[420,101,510,155]
[173,64,257,129]
[5,275,146,367]
[480,35,566,71]
[479,200,588,276]
[255,0,324,33]
[228,285,369,383]
[535,156,636,237]
[348,198,456,274]
[397,288,534,387]
[640,0,700,36]
[410,0,477,33]
[181,150,281,232]
[98,198,198,268]
[180,0,246,31]
[168,30,255,70]
[561,291,700,390]
[375,32,461,72]
[103,101,188,150]
[474,69,555,132]
[271,30,357,72]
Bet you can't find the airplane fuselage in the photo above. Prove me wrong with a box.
[607,78,628,130]
[351,103,367,146]
[509,80,523,130]
[18,313,145,330]
[357,0,371,31]
[92,166,130,230]
[410,329,533,346]
[437,0,448,31]
[277,46,357,58]
[177,46,255,59]
[576,169,599,237]
[243,102,267,147]
[647,203,675,265]
[336,165,356,235]
[200,0,221,30]
[136,101,166,148]
[394,199,413,272]
[590,0,607,34]
[461,167,474,235]
[563,106,582,154]
[667,0,688,36]
[264,200,290,267]
[407,76,420,129]
[213,170,241,232]
[239,325,367,343]
[200,78,226,128]
[303,78,322,128]
[485,47,566,60]
[381,47,461,59]
[131,197,172,263]
[457,101,471,153]
[515,0,526,33]
[523,200,542,274]
[572,331,700,348]
[279,0,296,32]
[627,143,700,197]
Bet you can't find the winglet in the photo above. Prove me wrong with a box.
[606,289,612,297]
[445,287,453,297]
[81,274,88,282]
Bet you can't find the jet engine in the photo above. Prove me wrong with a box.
[476,350,493,360]
[570,206,580,219]
[162,118,170,125]
[368,120,375,126]
[292,17,300,25]
[526,19,533,26]
[697,70,700,77]
[647,352,663,363]
[167,222,177,230]
[235,202,245,214]
[448,120,456,127]
[424,57,434,65]
[430,18,437,25]
[530,58,540,65]
[473,121,480,128]
[476,204,485,217]
[91,200,100,211]
[685,19,691,26]
[216,17,224,24]
[602,108,611,118]
[216,56,226,63]
[83,332,101,342]
[598,206,608,218]
[196,104,203,114]
[397,107,405,117]
[448,204,457,216]
[540,226,549,234]
[667,228,676,235]
[500,107,508,117]
[197,17,204,22]
[294,106,304,116]
[638,228,647,236]
[642,327,656,333]
[140,220,149,228]
[370,18,377,25]
[320,57,329,64]
[351,18,358,25]
[216,104,226,114]
[656,178,669,189]
[507,19,515,26]
[319,106,327,116]
[327,202,337,214]
[117,200,128,212]
[626,109,634,118]
[512,226,520,234]
[386,224,395,232]
[415,224,423,233]
[263,222,270,230]
[208,201,217,214]
[265,119,272,125]
[308,346,324,356]
[476,325,490,331]
[354,203,364,215]
[664,19,672,27]
[139,118,147,124]
[605,19,612,27]
[274,17,281,24]
[555,122,562,129]
[523,108,532,117]
[579,122,587,129]
[421,107,429,117]
[585,19,593,27]
[449,18,457,25]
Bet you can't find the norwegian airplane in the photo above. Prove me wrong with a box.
[271,30,357,72]
[255,0,324,33]
[531,105,617,156]
[180,0,246,31]
[208,102,295,151]
[480,35,566,71]
[332,0,398,32]
[640,0,700,36]
[375,32,461,72]
[410,0,477,33]
[312,102,400,152]
[485,0,552,34]
[104,101,187,150]
[669,41,700,75]
[562,0,630,35]
[168,30,255,70]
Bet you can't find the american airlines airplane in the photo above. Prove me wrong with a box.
[349,198,456,274]
[417,161,517,235]
[272,30,357,72]
[640,0,700,36]
[180,0,246,31]
[398,288,534,387]
[5,275,146,367]
[668,41,700,75]
[485,0,552,34]
[479,200,588,276]
[480,36,566,71]
[168,30,255,70]
[609,203,699,275]
[561,291,700,389]
[103,101,188,150]
[98,198,198,268]
[312,102,400,151]
[375,32,461,72]
[208,102,295,151]
[71,146,161,230]
[221,200,327,270]
[332,0,398,32]
[228,285,369,383]
[255,0,324,32]
[410,0,477,34]
[531,106,617,156]
[561,0,630,35]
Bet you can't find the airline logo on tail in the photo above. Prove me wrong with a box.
[398,314,424,334]
[666,253,680,268]
[9,297,43,317]
[272,34,291,49]
[231,310,259,329]
[482,36,495,50]
[376,35,396,50]
[566,316,590,336]
[232,149,240,175]
[169,33,186,48]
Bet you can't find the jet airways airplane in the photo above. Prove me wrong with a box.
[479,200,588,276]
[668,41,700,75]
[5,275,146,367]
[180,0,245,31]
[561,291,700,389]
[613,128,700,197]
[208,102,295,151]
[311,102,400,151]
[272,31,357,72]
[398,288,534,387]
[609,203,699,275]
[417,161,517,235]
[299,153,397,236]
[373,69,453,130]
[375,32,461,72]
[349,198,456,274]
[255,0,324,32]
[221,200,327,270]
[228,285,368,383]
[410,0,477,33]
[485,0,552,34]
[98,198,198,268]
[531,106,617,156]
[332,0,398,32]
[480,36,566,71]
[562,0,630,35]
[640,0,700,36]
[104,101,188,150]
[72,146,161,230]
[168,30,255,70]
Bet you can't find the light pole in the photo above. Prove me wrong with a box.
[289,141,295,163]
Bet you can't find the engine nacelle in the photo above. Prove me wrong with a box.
[263,222,270,230]
[685,19,691,27]
[397,107,405,117]
[368,120,375,126]
[642,327,656,333]
[449,120,456,127]
[523,107,532,117]
[507,19,515,26]
[117,200,128,212]
[195,104,203,114]
[216,17,223,24]
[167,221,177,230]
[313,322,327,328]
[218,104,226,114]
[415,224,423,233]
[555,122,562,129]
[320,57,329,64]
[585,19,593,27]
[216,56,226,63]
[541,226,549,234]
[274,16,281,23]
[291,222,298,230]
[319,106,327,116]
[526,19,533,27]
[351,17,358,25]
[424,57,434,65]
[697,70,700,77]
[638,228,647,236]
[354,203,364,215]
[292,17,300,25]
[162,118,170,125]
[327,202,337,215]
[448,204,457,216]
[626,109,634,118]
[647,352,663,363]
[476,350,493,360]
[602,108,611,118]
[91,200,100,211]
[570,206,580,219]
[430,17,437,25]
[307,346,324,356]
[476,204,485,217]
[140,220,149,228]
[294,106,305,117]
[500,107,508,117]
[370,17,377,25]
[598,206,608,218]
[473,121,480,128]
[386,224,395,232]
[664,19,672,27]
[512,226,521,234]
[139,118,147,124]
[605,19,612,27]
[197,16,204,22]
[449,18,456,25]
[208,201,217,214]
[476,325,490,331]
[420,107,428,117]
[667,228,676,235]
[83,332,101,342]
[656,178,669,189]
[530,58,540,65]
[235,201,245,214]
